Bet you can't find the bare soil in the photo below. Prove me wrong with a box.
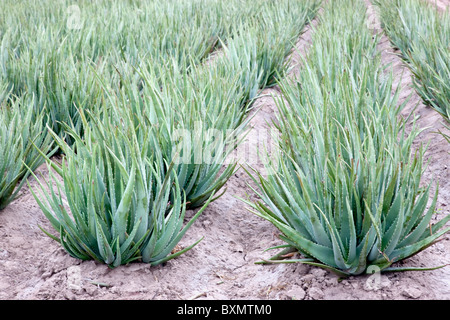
[0,0,449,300]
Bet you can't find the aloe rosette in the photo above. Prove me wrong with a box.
[30,105,211,268]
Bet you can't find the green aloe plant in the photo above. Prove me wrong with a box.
[244,0,450,277]
[97,61,242,210]
[29,103,212,268]
[0,91,55,210]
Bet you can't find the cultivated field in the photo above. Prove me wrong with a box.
[1,0,450,300]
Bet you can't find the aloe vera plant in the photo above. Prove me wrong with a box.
[30,102,212,267]
[374,0,450,121]
[0,91,55,210]
[244,0,450,276]
[95,62,241,210]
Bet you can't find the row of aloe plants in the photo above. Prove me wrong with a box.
[373,0,450,121]
[244,0,450,276]
[0,0,279,211]
[0,0,243,142]
[7,0,321,267]
[0,0,237,213]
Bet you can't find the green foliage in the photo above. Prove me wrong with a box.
[0,0,239,142]
[374,0,450,121]
[244,0,450,276]
[0,90,55,210]
[20,0,321,266]
[30,104,212,267]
